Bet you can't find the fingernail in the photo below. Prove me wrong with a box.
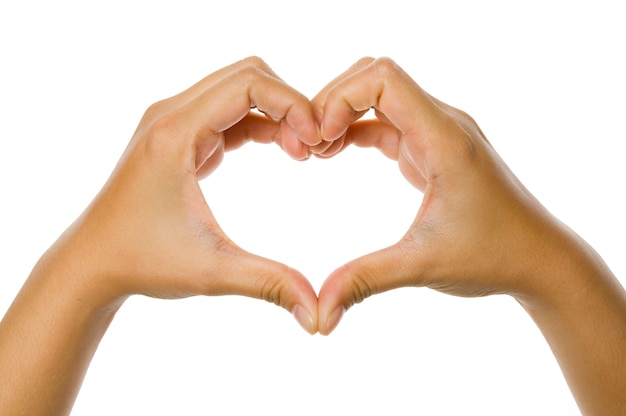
[292,304,316,335]
[325,306,345,335]
[320,122,334,142]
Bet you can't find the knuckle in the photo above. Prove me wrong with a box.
[354,56,376,67]
[139,110,191,159]
[373,56,401,77]
[347,268,377,306]
[452,107,478,126]
[259,275,287,307]
[235,65,267,86]
[241,55,267,69]
[140,99,169,126]
[147,111,182,140]
[239,56,275,81]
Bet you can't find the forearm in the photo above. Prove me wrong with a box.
[517,229,626,416]
[0,246,124,416]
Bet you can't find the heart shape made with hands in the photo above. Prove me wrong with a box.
[166,57,435,336]
[188,57,516,336]
[121,57,523,337]
[210,133,415,333]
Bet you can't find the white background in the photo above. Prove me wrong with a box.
[1,1,624,415]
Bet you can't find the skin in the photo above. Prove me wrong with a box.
[313,57,626,415]
[0,56,625,415]
[0,57,320,415]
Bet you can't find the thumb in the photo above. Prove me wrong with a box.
[317,243,426,335]
[211,248,319,335]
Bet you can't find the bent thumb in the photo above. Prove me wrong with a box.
[317,243,425,335]
[212,248,319,334]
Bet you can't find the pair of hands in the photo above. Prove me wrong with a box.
[59,56,563,335]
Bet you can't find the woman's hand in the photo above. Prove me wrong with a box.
[313,57,626,415]
[0,57,322,415]
[71,56,321,332]
[313,57,563,332]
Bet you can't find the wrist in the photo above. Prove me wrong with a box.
[34,226,129,315]
[512,216,616,314]
[510,219,626,416]
[0,233,126,416]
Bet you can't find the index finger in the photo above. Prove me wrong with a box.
[320,57,442,142]
[157,61,321,164]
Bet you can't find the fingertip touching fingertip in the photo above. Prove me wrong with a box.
[292,304,317,335]
[289,146,311,161]
[320,122,345,144]
[283,113,321,148]
[320,306,345,336]
[320,124,332,143]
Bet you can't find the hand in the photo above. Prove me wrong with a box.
[46,56,321,333]
[313,57,579,334]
